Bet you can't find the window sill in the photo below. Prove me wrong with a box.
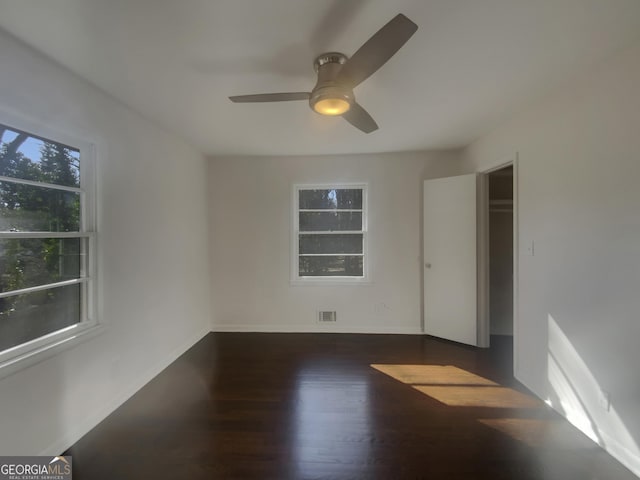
[290,278,373,287]
[0,323,105,381]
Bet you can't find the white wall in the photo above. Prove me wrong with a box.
[462,40,640,476]
[209,151,461,334]
[0,30,211,454]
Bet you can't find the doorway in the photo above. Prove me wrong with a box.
[479,164,515,369]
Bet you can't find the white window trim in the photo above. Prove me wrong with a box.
[290,183,370,285]
[0,108,101,380]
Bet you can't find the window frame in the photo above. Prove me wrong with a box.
[291,183,369,285]
[0,109,100,379]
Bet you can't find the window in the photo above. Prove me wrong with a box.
[0,118,97,375]
[292,184,367,283]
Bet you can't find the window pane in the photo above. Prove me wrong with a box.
[0,124,80,188]
[0,238,82,292]
[299,255,363,277]
[299,212,362,231]
[299,234,363,254]
[0,284,81,351]
[299,189,362,209]
[0,182,80,232]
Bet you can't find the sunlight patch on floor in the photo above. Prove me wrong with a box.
[370,364,498,386]
[371,364,540,409]
[479,418,551,447]
[413,385,540,408]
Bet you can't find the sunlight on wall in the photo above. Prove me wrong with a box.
[547,314,640,475]
[547,348,599,443]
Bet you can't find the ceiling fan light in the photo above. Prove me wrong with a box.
[309,85,353,116]
[313,97,351,116]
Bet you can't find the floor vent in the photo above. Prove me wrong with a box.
[318,311,337,323]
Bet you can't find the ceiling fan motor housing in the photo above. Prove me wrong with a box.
[310,52,354,115]
[229,14,417,131]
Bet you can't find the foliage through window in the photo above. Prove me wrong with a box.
[294,185,366,280]
[0,121,95,358]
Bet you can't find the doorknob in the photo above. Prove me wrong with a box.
[425,262,432,269]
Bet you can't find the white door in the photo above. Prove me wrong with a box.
[423,174,478,346]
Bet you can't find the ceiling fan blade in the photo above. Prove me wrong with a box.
[343,102,378,133]
[337,13,418,88]
[229,92,310,103]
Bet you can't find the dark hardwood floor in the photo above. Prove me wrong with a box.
[64,333,635,479]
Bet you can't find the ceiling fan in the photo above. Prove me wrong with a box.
[229,13,418,133]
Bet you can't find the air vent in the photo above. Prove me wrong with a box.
[318,311,337,323]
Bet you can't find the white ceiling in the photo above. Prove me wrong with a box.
[1,0,640,157]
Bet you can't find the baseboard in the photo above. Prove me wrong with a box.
[600,430,640,478]
[211,323,423,335]
[39,326,211,457]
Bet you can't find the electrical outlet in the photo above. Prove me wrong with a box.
[374,302,390,314]
[526,240,535,256]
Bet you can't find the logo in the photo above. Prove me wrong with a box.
[0,456,72,480]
